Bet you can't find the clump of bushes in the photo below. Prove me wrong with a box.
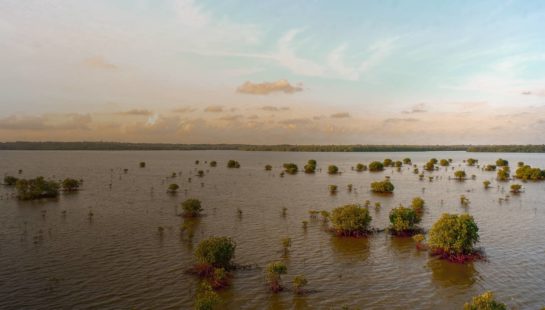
[428,213,480,263]
[15,177,60,200]
[304,159,317,173]
[328,165,339,174]
[62,178,81,191]
[4,175,18,186]
[403,158,412,165]
[355,163,367,172]
[227,160,240,168]
[483,180,491,189]
[265,164,272,171]
[195,236,236,270]
[194,282,222,310]
[369,161,384,172]
[466,158,478,166]
[515,165,545,181]
[210,161,217,167]
[497,168,510,181]
[411,197,425,214]
[383,159,393,167]
[495,158,509,167]
[139,161,146,168]
[266,261,287,292]
[283,163,298,175]
[454,170,466,181]
[168,183,179,193]
[370,179,394,193]
[182,199,203,217]
[510,184,522,193]
[330,204,372,237]
[463,291,507,310]
[439,159,449,166]
[395,161,403,168]
[389,205,421,235]
[328,184,338,194]
[424,161,435,171]
[484,164,496,171]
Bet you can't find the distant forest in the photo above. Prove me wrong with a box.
[1,142,545,153]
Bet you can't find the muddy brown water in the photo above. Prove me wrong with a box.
[0,151,544,309]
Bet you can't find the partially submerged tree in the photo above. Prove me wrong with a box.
[227,160,240,168]
[383,158,393,167]
[139,161,146,168]
[389,205,421,235]
[328,165,339,175]
[330,204,372,237]
[182,199,203,217]
[194,282,222,310]
[292,275,308,295]
[283,163,298,175]
[61,178,81,191]
[454,170,466,181]
[428,213,480,262]
[3,175,18,186]
[265,164,272,171]
[484,165,496,171]
[411,197,425,214]
[194,236,236,269]
[369,161,384,172]
[16,177,60,200]
[497,168,510,181]
[510,184,522,193]
[483,180,491,189]
[328,184,338,194]
[266,261,287,292]
[515,165,545,181]
[466,158,478,166]
[355,163,367,172]
[439,159,449,167]
[495,158,509,167]
[210,161,217,167]
[463,291,507,310]
[403,158,412,165]
[370,180,395,193]
[168,183,179,193]
[304,160,317,173]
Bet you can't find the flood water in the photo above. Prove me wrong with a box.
[1,150,544,309]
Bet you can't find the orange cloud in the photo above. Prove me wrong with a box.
[237,80,303,95]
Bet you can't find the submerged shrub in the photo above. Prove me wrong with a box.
[466,158,478,166]
[369,161,384,172]
[383,158,393,167]
[454,170,466,181]
[194,282,222,310]
[328,184,338,194]
[510,184,522,193]
[395,161,403,168]
[403,158,412,165]
[139,161,146,168]
[283,163,298,175]
[463,291,507,310]
[355,163,367,172]
[266,261,287,292]
[182,199,203,217]
[328,165,339,174]
[293,275,308,294]
[62,178,81,191]
[424,161,435,171]
[265,164,272,171]
[304,160,317,173]
[227,160,240,168]
[495,158,509,167]
[4,175,18,186]
[209,161,217,167]
[439,159,449,166]
[330,204,372,236]
[515,165,545,181]
[168,183,179,193]
[16,177,60,200]
[370,180,395,193]
[497,168,510,181]
[483,180,491,189]
[428,213,479,258]
[389,206,421,235]
[484,164,496,171]
[411,197,425,214]
[195,237,236,269]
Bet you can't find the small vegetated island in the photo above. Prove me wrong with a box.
[330,204,373,237]
[5,176,82,200]
[370,179,395,193]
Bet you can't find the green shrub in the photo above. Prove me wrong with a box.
[328,184,338,194]
[463,291,507,310]
[515,165,545,181]
[467,158,478,166]
[139,162,146,168]
[429,213,479,255]
[4,175,18,186]
[484,164,496,171]
[510,184,522,193]
[370,180,394,193]
[210,161,217,167]
[330,204,372,236]
[395,161,403,168]
[328,165,339,174]
[62,178,81,191]
[495,158,509,167]
[454,170,466,180]
[168,183,179,193]
[227,160,240,168]
[265,164,272,171]
[283,163,298,174]
[483,180,491,189]
[182,199,203,217]
[429,158,438,164]
[403,158,412,165]
[369,161,384,172]
[383,158,393,167]
[194,282,222,310]
[411,197,425,214]
[389,206,420,234]
[292,275,308,294]
[304,159,317,173]
[439,159,449,166]
[355,163,367,172]
[424,161,435,171]
[266,261,287,292]
[194,237,236,269]
[497,168,510,181]
[16,177,60,200]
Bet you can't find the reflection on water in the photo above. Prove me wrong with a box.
[1,150,544,309]
[428,258,479,287]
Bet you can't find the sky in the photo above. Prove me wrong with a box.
[1,0,545,144]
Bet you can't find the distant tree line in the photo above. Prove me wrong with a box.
[2,141,545,153]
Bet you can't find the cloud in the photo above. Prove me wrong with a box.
[261,106,290,112]
[83,56,118,70]
[204,105,224,113]
[172,107,197,113]
[330,112,350,118]
[520,90,545,97]
[218,114,243,121]
[237,80,303,95]
[383,118,420,124]
[117,109,153,116]
[0,114,92,131]
[402,103,427,114]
